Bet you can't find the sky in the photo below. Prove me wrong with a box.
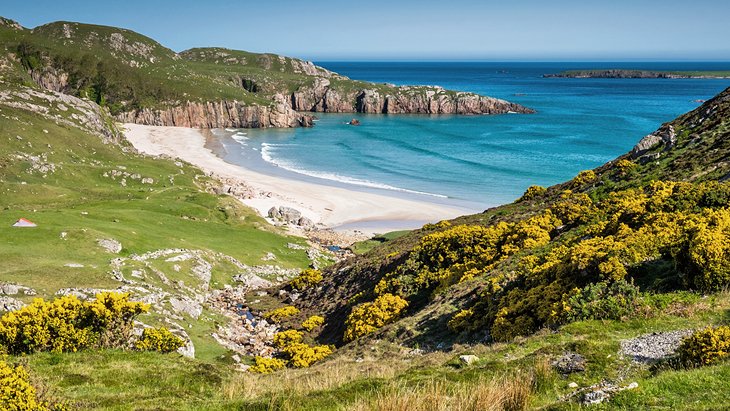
[2,0,729,61]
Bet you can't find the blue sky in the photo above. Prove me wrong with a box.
[3,0,729,61]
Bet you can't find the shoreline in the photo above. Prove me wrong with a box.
[122,123,473,238]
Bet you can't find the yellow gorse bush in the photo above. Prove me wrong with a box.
[678,326,730,366]
[263,306,300,323]
[0,359,49,411]
[344,293,408,342]
[248,356,286,374]
[0,292,148,354]
[289,269,323,290]
[273,330,303,348]
[519,185,547,202]
[282,343,333,368]
[135,327,185,353]
[301,315,325,332]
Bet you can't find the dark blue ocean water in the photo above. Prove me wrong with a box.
[214,62,730,210]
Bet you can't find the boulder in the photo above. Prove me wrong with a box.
[552,352,586,374]
[459,354,479,365]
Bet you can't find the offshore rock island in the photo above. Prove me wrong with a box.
[544,69,730,79]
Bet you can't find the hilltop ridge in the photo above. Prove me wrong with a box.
[0,17,533,129]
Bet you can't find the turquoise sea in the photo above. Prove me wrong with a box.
[211,62,730,214]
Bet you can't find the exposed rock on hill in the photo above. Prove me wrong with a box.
[116,99,314,128]
[291,80,533,115]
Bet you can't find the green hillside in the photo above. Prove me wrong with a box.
[1,14,730,411]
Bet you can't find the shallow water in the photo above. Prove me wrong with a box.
[211,62,730,210]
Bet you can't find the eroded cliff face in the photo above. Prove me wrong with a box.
[115,99,313,129]
[290,78,534,115]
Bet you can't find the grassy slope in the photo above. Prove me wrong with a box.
[20,291,730,410]
[0,79,310,363]
[1,17,518,119]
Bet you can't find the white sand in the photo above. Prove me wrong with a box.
[122,124,467,234]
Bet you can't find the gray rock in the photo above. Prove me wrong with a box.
[297,216,314,229]
[619,329,693,363]
[553,352,586,374]
[278,207,302,224]
[97,238,123,253]
[459,354,479,365]
[0,296,26,311]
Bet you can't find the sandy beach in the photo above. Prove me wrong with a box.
[123,124,469,235]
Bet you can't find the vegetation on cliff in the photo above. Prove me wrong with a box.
[0,17,532,129]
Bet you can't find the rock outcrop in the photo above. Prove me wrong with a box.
[116,99,313,129]
[291,79,533,115]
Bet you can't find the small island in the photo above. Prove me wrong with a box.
[544,69,730,79]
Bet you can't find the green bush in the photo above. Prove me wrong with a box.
[555,280,641,323]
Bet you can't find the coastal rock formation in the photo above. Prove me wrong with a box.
[116,100,313,129]
[630,125,677,162]
[291,80,534,115]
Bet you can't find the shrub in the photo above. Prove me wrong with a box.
[264,306,300,323]
[422,220,452,230]
[281,343,333,368]
[135,327,185,353]
[555,280,641,323]
[571,169,596,186]
[0,292,148,354]
[289,269,323,290]
[344,294,409,342]
[677,326,730,366]
[301,315,325,332]
[675,208,730,292]
[519,185,547,202]
[273,330,303,348]
[615,159,637,176]
[248,357,286,374]
[0,359,49,411]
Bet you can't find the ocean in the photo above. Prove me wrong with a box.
[209,62,730,213]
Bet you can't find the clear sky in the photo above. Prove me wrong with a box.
[2,0,729,61]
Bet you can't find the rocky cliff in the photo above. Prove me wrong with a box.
[4,17,533,130]
[115,98,313,129]
[291,78,534,115]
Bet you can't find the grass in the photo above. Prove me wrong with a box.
[12,291,729,410]
[0,94,310,364]
[350,230,411,255]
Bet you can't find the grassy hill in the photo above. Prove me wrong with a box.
[0,17,531,127]
[2,15,730,411]
[2,86,725,411]
[0,80,315,367]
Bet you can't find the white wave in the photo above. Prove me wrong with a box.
[224,128,238,132]
[260,143,448,199]
[232,135,249,143]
